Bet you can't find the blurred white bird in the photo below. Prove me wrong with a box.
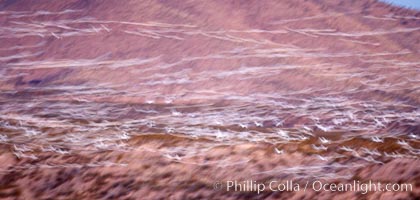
[214,120,223,126]
[360,147,381,156]
[274,119,284,127]
[303,126,312,132]
[164,154,181,161]
[408,133,418,139]
[145,100,155,104]
[164,98,174,104]
[216,129,225,139]
[362,156,384,164]
[14,144,32,152]
[274,147,284,154]
[146,121,156,128]
[171,110,182,116]
[371,136,384,143]
[165,127,175,133]
[373,118,385,127]
[319,137,331,144]
[316,155,328,161]
[119,131,130,140]
[339,146,354,152]
[238,123,248,129]
[254,121,263,127]
[278,130,289,138]
[316,124,331,132]
[13,152,38,160]
[397,140,408,146]
[312,144,328,151]
[0,134,9,142]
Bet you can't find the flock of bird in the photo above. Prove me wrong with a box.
[0,8,418,180]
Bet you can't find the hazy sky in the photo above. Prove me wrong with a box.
[380,0,420,10]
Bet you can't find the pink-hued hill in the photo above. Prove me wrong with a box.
[0,0,419,199]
